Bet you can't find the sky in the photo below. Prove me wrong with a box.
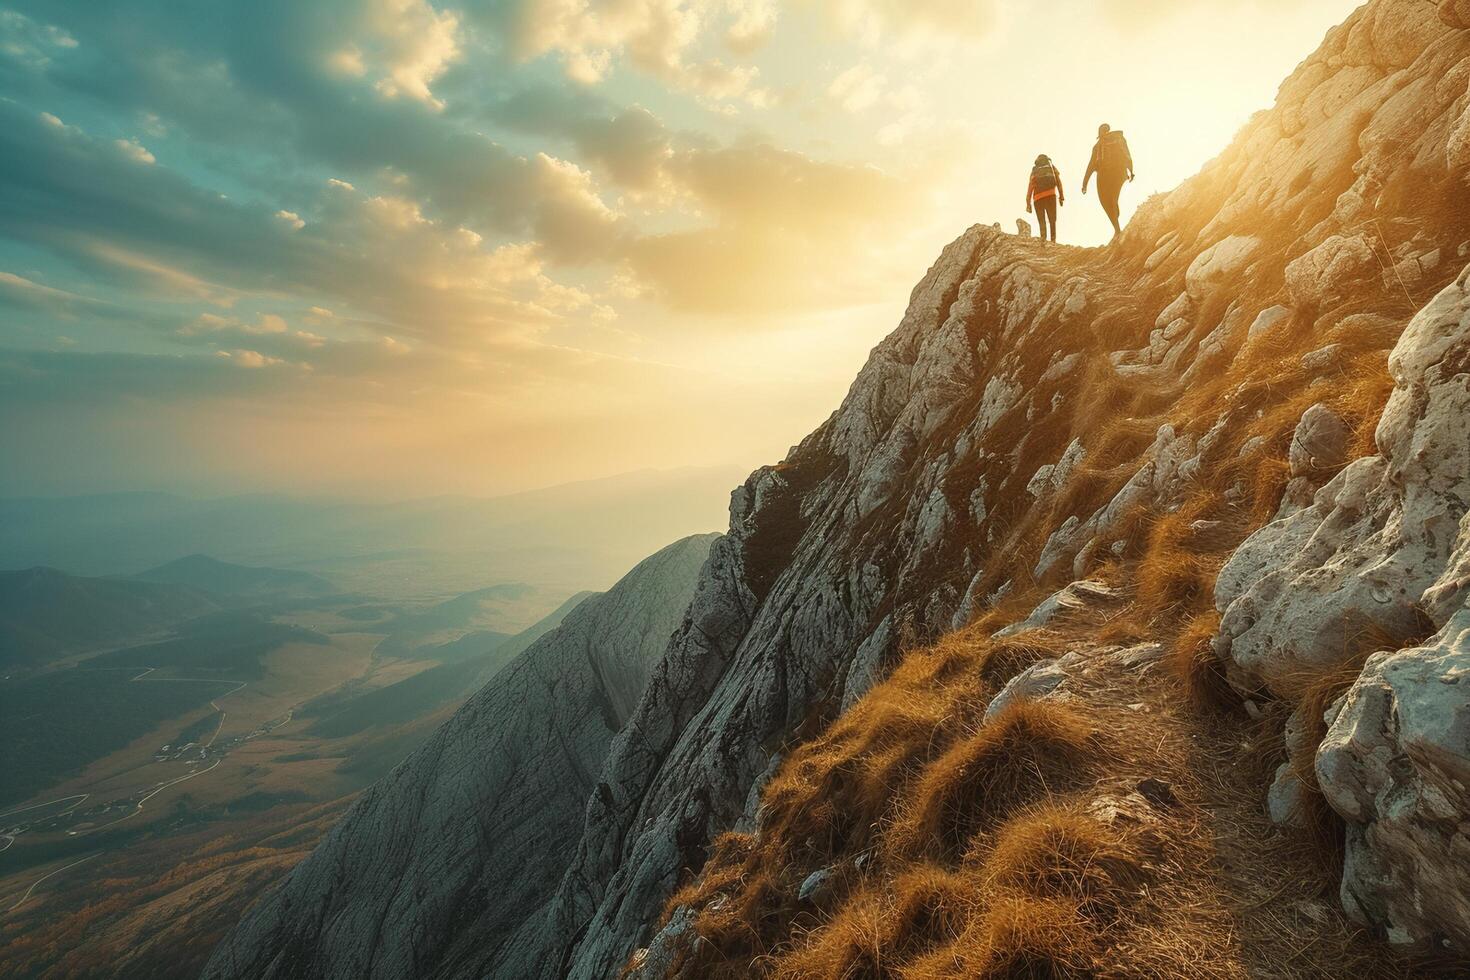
[0,0,1361,500]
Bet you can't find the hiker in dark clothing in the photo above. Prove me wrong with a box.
[1082,124,1134,239]
[1026,154,1065,243]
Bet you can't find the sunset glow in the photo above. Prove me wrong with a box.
[1,0,1360,498]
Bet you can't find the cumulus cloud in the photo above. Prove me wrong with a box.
[114,138,155,164]
[217,348,285,369]
[494,0,769,103]
[359,0,461,108]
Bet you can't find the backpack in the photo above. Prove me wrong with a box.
[1097,131,1130,173]
[1031,163,1058,192]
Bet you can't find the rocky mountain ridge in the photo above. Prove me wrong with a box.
[204,534,716,979]
[210,1,1470,975]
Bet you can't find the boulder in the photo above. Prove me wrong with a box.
[1248,305,1292,339]
[1186,235,1261,300]
[1315,604,1470,947]
[1288,403,1352,477]
[1016,218,1032,238]
[1285,235,1378,308]
[993,579,1119,638]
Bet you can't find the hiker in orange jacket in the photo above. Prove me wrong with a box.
[1082,123,1134,240]
[1026,154,1064,243]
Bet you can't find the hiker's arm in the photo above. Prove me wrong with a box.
[1125,144,1135,179]
[1058,171,1065,205]
[1025,177,1033,212]
[1082,151,1096,192]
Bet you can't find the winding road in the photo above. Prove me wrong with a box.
[6,854,99,913]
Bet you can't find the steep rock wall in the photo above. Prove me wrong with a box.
[203,534,717,980]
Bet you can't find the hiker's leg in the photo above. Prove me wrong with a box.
[1101,176,1123,235]
[1042,199,1058,241]
[1036,200,1051,241]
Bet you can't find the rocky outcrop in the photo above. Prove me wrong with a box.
[209,1,1470,974]
[1218,264,1470,946]
[203,534,716,980]
[1317,606,1470,947]
[1216,266,1470,698]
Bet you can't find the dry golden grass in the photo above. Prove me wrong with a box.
[1167,609,1237,712]
[977,807,1147,923]
[885,701,1100,861]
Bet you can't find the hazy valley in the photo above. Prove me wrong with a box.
[0,470,732,978]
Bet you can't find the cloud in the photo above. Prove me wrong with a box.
[114,138,156,164]
[814,0,998,45]
[726,0,777,52]
[357,0,461,108]
[630,142,922,312]
[492,0,769,103]
[0,0,952,381]
[0,100,614,345]
[1097,0,1306,29]
[217,348,286,369]
[0,8,77,71]
[828,63,886,113]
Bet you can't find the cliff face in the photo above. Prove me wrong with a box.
[210,1,1470,975]
[203,534,716,980]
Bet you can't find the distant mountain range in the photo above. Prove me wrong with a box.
[0,467,743,598]
[133,554,334,599]
[0,566,217,668]
[0,555,341,670]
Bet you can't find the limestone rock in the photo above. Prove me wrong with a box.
[1016,217,1032,238]
[1302,343,1344,373]
[798,867,838,905]
[1186,235,1261,300]
[1267,763,1310,829]
[993,579,1119,638]
[1249,305,1292,339]
[1217,263,1470,697]
[1316,605,1470,947]
[1285,235,1378,308]
[985,653,1079,722]
[1289,403,1352,477]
